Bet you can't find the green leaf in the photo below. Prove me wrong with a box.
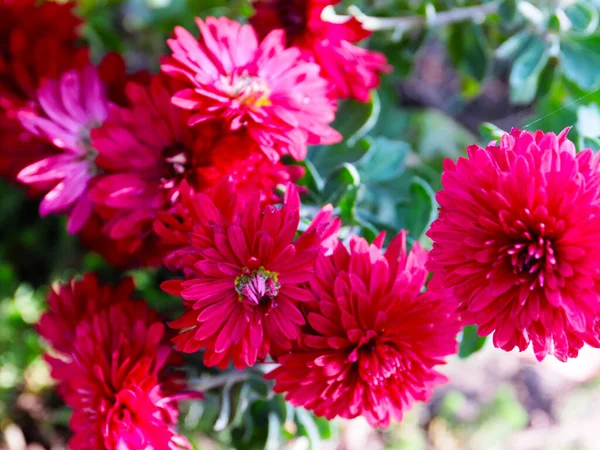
[333,92,381,147]
[509,36,550,104]
[549,9,575,33]
[398,177,437,241]
[338,185,360,223]
[459,325,487,358]
[448,23,490,82]
[297,159,324,195]
[517,1,545,27]
[498,0,518,23]
[560,36,600,90]
[480,122,507,143]
[310,138,372,178]
[564,1,599,34]
[536,57,558,98]
[313,415,333,440]
[357,137,409,183]
[581,136,600,152]
[496,32,532,60]
[324,163,361,205]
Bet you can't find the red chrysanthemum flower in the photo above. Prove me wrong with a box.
[90,74,303,263]
[161,16,341,161]
[17,65,110,233]
[0,0,87,100]
[97,52,151,107]
[39,275,195,450]
[0,0,87,180]
[427,128,600,362]
[78,212,164,269]
[37,273,133,355]
[250,0,391,102]
[267,231,459,427]
[160,183,340,369]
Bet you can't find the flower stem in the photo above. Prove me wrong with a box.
[190,371,251,391]
[328,1,500,32]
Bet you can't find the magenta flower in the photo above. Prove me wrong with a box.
[428,128,600,362]
[38,274,195,450]
[161,16,341,161]
[17,65,109,233]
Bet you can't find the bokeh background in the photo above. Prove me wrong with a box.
[2,0,600,449]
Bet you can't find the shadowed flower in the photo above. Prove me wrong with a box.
[251,0,391,102]
[17,65,109,233]
[0,0,87,99]
[0,0,87,180]
[160,182,340,369]
[0,94,54,184]
[161,16,341,161]
[39,275,195,450]
[427,128,600,362]
[267,231,460,427]
[90,74,302,263]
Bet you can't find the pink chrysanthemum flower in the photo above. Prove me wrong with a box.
[161,16,341,161]
[17,65,110,233]
[39,275,195,450]
[160,182,340,369]
[267,231,460,427]
[427,128,600,362]
[250,0,391,102]
[90,74,302,262]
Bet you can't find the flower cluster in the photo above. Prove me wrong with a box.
[10,0,600,444]
[37,274,197,449]
[1,0,389,267]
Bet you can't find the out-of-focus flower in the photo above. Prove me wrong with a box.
[268,231,459,427]
[78,212,163,269]
[0,0,87,99]
[427,128,600,362]
[97,52,151,107]
[39,275,195,450]
[0,0,87,180]
[161,16,341,161]
[251,0,391,102]
[0,94,54,183]
[17,65,109,233]
[160,182,340,369]
[91,75,303,263]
